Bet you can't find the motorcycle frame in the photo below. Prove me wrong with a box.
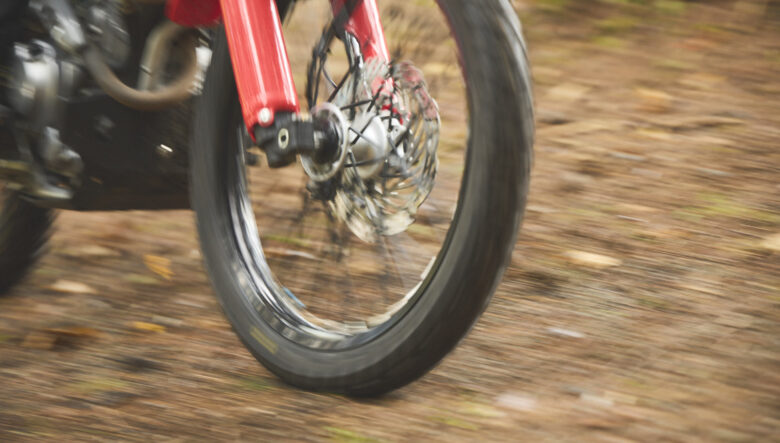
[167,0,390,132]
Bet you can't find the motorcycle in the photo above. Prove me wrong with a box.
[0,0,534,396]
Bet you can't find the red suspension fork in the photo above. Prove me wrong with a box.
[330,0,390,63]
[219,0,389,132]
[219,0,298,129]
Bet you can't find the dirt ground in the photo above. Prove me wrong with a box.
[1,0,779,441]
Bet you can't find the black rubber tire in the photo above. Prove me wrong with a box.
[0,190,53,294]
[190,0,534,396]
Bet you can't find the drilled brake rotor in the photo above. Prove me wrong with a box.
[308,51,441,243]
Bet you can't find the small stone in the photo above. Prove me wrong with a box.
[580,393,614,408]
[537,110,571,126]
[564,251,622,268]
[496,393,537,412]
[546,327,585,338]
[48,280,97,295]
[616,215,648,223]
[174,297,206,309]
[562,386,586,396]
[151,315,184,328]
[242,406,277,416]
[86,299,112,309]
[695,168,731,177]
[545,83,591,103]
[62,245,120,258]
[609,152,646,162]
[760,233,780,252]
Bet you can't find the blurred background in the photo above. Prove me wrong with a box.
[1,0,778,440]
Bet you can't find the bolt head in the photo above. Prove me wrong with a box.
[258,108,272,125]
[278,128,290,150]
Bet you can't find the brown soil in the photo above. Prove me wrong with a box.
[1,0,779,441]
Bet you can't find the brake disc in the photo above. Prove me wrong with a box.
[328,58,441,243]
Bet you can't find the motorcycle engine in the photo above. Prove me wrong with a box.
[2,0,197,207]
[2,0,135,199]
[84,0,131,70]
[8,0,134,127]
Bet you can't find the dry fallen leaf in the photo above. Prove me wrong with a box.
[143,255,173,280]
[21,326,99,350]
[635,88,673,113]
[44,326,100,338]
[21,331,57,350]
[132,322,166,333]
[48,280,97,295]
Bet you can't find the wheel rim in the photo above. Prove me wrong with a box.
[225,1,469,350]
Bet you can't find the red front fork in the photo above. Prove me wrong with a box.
[330,0,390,62]
[214,0,390,131]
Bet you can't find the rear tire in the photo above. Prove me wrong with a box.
[190,0,533,396]
[0,190,53,294]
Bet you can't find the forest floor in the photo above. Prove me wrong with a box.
[1,0,778,441]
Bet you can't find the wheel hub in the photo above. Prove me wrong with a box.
[348,112,389,180]
[303,36,441,243]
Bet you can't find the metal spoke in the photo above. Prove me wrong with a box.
[340,99,372,111]
[348,127,385,154]
[264,1,448,333]
[343,157,384,168]
[326,61,357,103]
[379,235,414,292]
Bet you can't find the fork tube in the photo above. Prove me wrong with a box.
[220,0,300,129]
[331,0,390,63]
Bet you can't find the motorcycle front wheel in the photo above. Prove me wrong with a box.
[190,0,534,396]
